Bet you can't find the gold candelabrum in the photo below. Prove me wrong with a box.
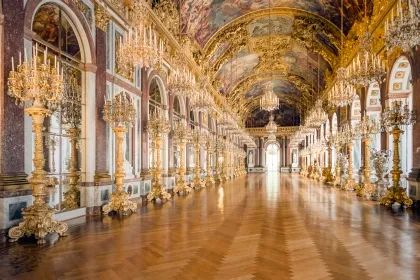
[380,101,416,207]
[340,123,357,191]
[355,115,381,199]
[332,138,342,187]
[61,74,82,210]
[192,128,205,189]
[324,134,336,184]
[173,119,192,195]
[205,134,215,187]
[102,92,137,215]
[147,109,172,202]
[7,45,68,244]
[214,136,224,184]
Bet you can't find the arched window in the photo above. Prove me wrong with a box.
[32,3,84,211]
[149,78,163,113]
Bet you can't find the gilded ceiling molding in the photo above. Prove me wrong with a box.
[95,2,111,31]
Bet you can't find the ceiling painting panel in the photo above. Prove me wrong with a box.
[180,0,369,47]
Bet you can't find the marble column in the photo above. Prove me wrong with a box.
[168,93,175,176]
[94,27,110,182]
[0,0,27,186]
[260,137,266,168]
[140,68,150,179]
[409,48,420,182]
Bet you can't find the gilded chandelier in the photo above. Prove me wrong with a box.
[260,83,279,112]
[304,100,327,128]
[385,0,420,52]
[328,67,357,107]
[117,22,164,71]
[347,30,386,88]
[168,63,195,98]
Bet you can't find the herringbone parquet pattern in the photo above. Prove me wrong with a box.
[2,173,420,280]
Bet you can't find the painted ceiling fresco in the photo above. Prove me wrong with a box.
[245,80,299,99]
[245,105,301,128]
[214,41,330,94]
[179,0,371,47]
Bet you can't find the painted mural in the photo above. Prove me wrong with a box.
[247,15,294,37]
[245,80,298,99]
[245,105,301,127]
[215,49,260,92]
[180,0,370,46]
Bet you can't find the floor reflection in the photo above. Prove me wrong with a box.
[2,174,420,279]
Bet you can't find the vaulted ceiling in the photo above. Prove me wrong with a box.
[175,0,373,127]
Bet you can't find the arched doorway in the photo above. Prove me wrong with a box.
[266,143,280,172]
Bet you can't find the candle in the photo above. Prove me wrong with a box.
[44,47,47,64]
[11,56,14,71]
[24,47,27,63]
[19,52,21,65]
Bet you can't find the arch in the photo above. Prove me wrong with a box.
[25,0,95,64]
[387,56,413,182]
[148,75,168,108]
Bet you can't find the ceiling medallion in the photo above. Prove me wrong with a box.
[260,83,279,112]
[385,0,420,52]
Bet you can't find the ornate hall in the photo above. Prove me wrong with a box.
[0,0,420,279]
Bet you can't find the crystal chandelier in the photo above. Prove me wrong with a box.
[191,90,212,113]
[260,83,279,111]
[116,21,164,71]
[304,100,327,128]
[167,63,195,98]
[347,29,386,88]
[328,67,357,107]
[385,0,420,52]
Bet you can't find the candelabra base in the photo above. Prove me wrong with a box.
[205,176,215,187]
[147,184,172,202]
[174,179,192,195]
[380,187,413,207]
[342,179,356,191]
[103,191,137,216]
[356,182,376,199]
[62,185,80,210]
[192,178,205,189]
[8,203,68,244]
[324,169,334,184]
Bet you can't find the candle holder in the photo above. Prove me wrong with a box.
[205,134,215,187]
[354,116,381,199]
[332,136,342,187]
[340,123,357,191]
[380,101,415,207]
[191,128,205,189]
[102,92,137,215]
[173,119,192,195]
[8,45,68,244]
[324,134,336,184]
[147,109,172,202]
[61,74,82,210]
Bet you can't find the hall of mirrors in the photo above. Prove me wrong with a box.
[0,0,420,278]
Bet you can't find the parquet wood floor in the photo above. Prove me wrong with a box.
[2,173,420,280]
